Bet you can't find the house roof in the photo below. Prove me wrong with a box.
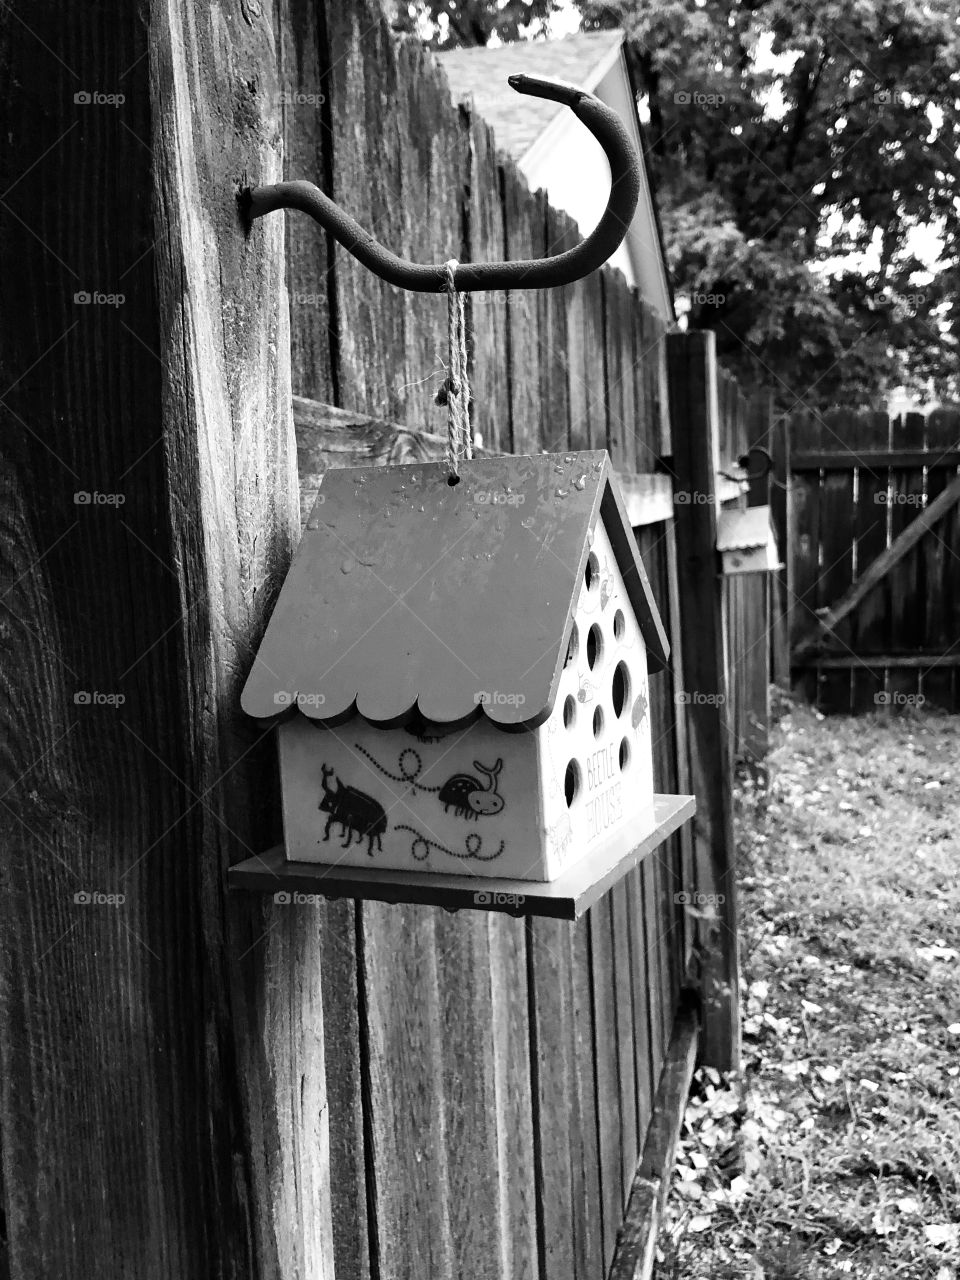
[241,450,669,732]
[435,31,625,165]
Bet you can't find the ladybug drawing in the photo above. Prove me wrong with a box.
[438,758,505,820]
[318,764,387,855]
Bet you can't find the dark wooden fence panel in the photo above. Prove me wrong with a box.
[788,405,960,712]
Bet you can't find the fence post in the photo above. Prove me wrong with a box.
[665,330,741,1072]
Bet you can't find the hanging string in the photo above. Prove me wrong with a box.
[435,259,472,478]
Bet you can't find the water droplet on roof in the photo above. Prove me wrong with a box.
[574,474,587,491]
[340,557,355,574]
[555,488,568,498]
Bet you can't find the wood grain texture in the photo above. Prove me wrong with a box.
[463,110,509,455]
[527,918,581,1280]
[488,915,539,1280]
[501,160,546,456]
[565,269,607,453]
[604,270,638,473]
[667,332,740,1073]
[0,2,333,1277]
[569,917,605,1279]
[588,905,623,1274]
[277,0,337,402]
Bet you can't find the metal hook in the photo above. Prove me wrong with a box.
[241,75,640,293]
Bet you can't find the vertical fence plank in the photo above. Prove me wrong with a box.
[528,919,581,1280]
[604,272,638,473]
[847,409,889,711]
[541,205,575,455]
[666,331,740,1072]
[465,113,509,455]
[502,162,545,456]
[570,919,605,1279]
[589,906,624,1274]
[488,916,539,1280]
[279,0,337,402]
[326,7,406,419]
[362,908,453,1277]
[886,412,927,705]
[565,269,606,452]
[816,408,857,712]
[789,410,822,702]
[922,409,960,710]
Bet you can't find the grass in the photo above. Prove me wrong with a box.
[656,702,960,1279]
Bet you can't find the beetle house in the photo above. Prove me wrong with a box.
[241,450,671,883]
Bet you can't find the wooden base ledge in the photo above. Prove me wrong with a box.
[610,999,701,1280]
[228,794,695,920]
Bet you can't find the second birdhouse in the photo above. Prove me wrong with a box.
[241,450,670,882]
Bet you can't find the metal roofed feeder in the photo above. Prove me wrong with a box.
[228,75,694,917]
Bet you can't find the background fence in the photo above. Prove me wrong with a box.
[0,3,771,1277]
[776,408,960,713]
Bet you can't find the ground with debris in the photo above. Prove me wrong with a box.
[657,704,960,1279]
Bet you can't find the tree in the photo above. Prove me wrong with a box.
[391,0,558,47]
[577,0,960,410]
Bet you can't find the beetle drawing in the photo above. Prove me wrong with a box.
[318,764,387,855]
[438,758,505,820]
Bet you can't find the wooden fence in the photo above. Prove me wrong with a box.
[782,408,960,712]
[0,4,760,1278]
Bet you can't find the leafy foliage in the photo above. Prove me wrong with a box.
[578,0,960,408]
[390,0,559,48]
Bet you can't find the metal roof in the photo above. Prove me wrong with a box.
[241,450,669,731]
[716,505,776,552]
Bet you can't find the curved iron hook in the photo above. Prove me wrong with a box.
[241,74,640,292]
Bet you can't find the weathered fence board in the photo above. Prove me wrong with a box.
[666,332,741,1072]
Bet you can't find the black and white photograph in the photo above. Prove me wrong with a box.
[1,1,958,1276]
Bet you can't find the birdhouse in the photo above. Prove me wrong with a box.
[716,505,783,575]
[241,450,671,883]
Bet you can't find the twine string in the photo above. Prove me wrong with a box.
[436,259,472,478]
